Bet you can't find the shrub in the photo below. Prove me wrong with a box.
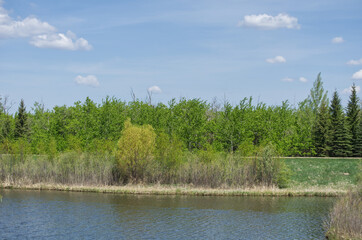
[116,119,156,182]
[252,145,290,188]
[152,131,184,182]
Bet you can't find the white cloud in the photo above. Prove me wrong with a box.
[266,56,286,63]
[342,85,360,95]
[299,77,308,82]
[352,69,362,80]
[282,77,294,82]
[0,3,55,38]
[30,31,92,51]
[238,13,300,29]
[74,75,99,87]
[347,59,362,65]
[0,1,91,50]
[147,85,162,94]
[332,37,344,43]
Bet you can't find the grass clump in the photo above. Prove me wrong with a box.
[325,190,362,239]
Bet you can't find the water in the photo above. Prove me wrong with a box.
[0,190,334,239]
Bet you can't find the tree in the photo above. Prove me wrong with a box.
[215,101,238,152]
[356,110,362,156]
[312,99,330,156]
[291,99,314,156]
[116,119,156,181]
[0,95,14,142]
[14,99,28,139]
[309,72,328,115]
[329,91,351,157]
[346,84,361,156]
[308,73,329,156]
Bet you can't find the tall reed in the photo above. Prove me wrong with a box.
[0,145,289,188]
[0,152,116,186]
[325,190,362,239]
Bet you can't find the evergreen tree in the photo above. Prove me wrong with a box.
[329,91,351,157]
[312,99,330,156]
[14,99,28,139]
[356,111,362,156]
[346,84,361,156]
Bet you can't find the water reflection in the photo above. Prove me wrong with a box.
[0,190,334,239]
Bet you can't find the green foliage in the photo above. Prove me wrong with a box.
[154,131,184,171]
[237,138,258,156]
[329,91,352,157]
[346,83,361,157]
[171,98,209,150]
[1,79,360,159]
[14,99,28,139]
[197,143,219,163]
[357,112,362,157]
[252,145,290,188]
[309,72,328,115]
[313,99,330,156]
[289,100,314,156]
[46,137,58,160]
[11,138,31,161]
[116,119,156,182]
[0,114,13,141]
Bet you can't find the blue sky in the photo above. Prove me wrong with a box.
[1,0,361,112]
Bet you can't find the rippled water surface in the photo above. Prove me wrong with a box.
[0,190,334,239]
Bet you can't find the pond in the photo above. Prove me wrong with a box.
[0,190,334,239]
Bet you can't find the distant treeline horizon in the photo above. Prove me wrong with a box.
[1,73,361,157]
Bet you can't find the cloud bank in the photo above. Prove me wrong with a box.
[299,77,308,82]
[148,85,162,94]
[352,70,362,80]
[347,59,362,65]
[74,75,99,87]
[0,1,91,50]
[239,13,300,29]
[30,31,92,51]
[282,77,294,82]
[342,85,360,94]
[331,37,344,43]
[266,56,286,63]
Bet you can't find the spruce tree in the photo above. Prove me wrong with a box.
[356,110,362,157]
[329,91,351,157]
[346,84,361,156]
[14,99,28,139]
[312,99,330,156]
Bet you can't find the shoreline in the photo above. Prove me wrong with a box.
[0,183,351,197]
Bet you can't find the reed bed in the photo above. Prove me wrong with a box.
[325,190,362,239]
[0,148,289,189]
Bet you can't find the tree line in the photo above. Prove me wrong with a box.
[0,73,361,157]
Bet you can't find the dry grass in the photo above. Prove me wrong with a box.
[1,153,360,196]
[0,182,349,197]
[325,190,362,239]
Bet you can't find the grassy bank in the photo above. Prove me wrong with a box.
[1,153,360,196]
[284,158,361,190]
[0,183,349,197]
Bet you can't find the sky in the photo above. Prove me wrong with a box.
[1,0,362,113]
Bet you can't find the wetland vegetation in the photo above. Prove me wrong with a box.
[1,74,361,239]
